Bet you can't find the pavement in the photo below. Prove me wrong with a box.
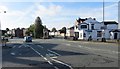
[1,38,119,69]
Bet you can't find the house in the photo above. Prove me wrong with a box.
[73,17,119,41]
[109,29,120,40]
[74,17,104,40]
[14,28,25,38]
[101,21,118,39]
[43,28,49,39]
[66,26,74,37]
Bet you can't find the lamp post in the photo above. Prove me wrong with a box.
[0,10,6,46]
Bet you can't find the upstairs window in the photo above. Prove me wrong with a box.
[91,24,94,30]
[81,25,87,29]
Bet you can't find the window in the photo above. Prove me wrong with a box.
[80,33,82,38]
[91,24,94,30]
[97,31,102,37]
[75,32,79,38]
[83,33,86,37]
[81,25,87,29]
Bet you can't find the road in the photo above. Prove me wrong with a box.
[2,37,119,69]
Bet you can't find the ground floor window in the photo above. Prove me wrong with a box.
[83,33,86,37]
[97,31,102,37]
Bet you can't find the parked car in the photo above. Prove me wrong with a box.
[2,36,9,42]
[24,36,32,42]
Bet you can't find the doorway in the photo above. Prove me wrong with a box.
[114,33,117,39]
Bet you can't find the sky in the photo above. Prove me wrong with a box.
[0,1,119,30]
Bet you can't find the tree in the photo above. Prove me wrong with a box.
[25,24,35,36]
[34,16,44,38]
[6,28,9,31]
[59,27,66,37]
[52,27,57,32]
[61,27,66,34]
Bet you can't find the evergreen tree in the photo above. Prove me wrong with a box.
[34,16,44,38]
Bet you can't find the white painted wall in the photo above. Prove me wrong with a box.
[91,30,96,40]
[107,24,118,30]
[94,23,103,30]
[104,30,110,39]
[74,30,83,40]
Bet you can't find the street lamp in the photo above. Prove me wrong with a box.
[0,10,6,46]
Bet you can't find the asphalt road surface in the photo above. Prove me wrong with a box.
[2,37,119,69]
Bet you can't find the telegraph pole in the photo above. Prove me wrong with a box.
[102,0,106,42]
[103,0,104,23]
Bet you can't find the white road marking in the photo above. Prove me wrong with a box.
[18,45,23,48]
[27,45,59,69]
[12,46,16,48]
[51,57,58,59]
[48,61,53,65]
[37,45,43,49]
[78,45,83,48]
[47,49,61,56]
[65,44,71,46]
[51,58,73,69]
[54,66,59,69]
[11,53,15,55]
[44,57,48,61]
[36,45,61,56]
[23,44,27,47]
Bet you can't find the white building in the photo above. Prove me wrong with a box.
[73,17,119,40]
[66,26,74,37]
[102,21,118,40]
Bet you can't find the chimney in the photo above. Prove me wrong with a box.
[93,18,96,20]
[85,18,87,20]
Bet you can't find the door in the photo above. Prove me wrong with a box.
[114,33,117,39]
[75,32,79,39]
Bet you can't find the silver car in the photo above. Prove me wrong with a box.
[24,36,32,42]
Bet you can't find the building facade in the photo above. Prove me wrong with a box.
[70,17,119,40]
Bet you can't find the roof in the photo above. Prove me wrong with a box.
[77,18,86,23]
[110,29,120,32]
[103,21,118,25]
[68,26,74,30]
[84,17,99,24]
